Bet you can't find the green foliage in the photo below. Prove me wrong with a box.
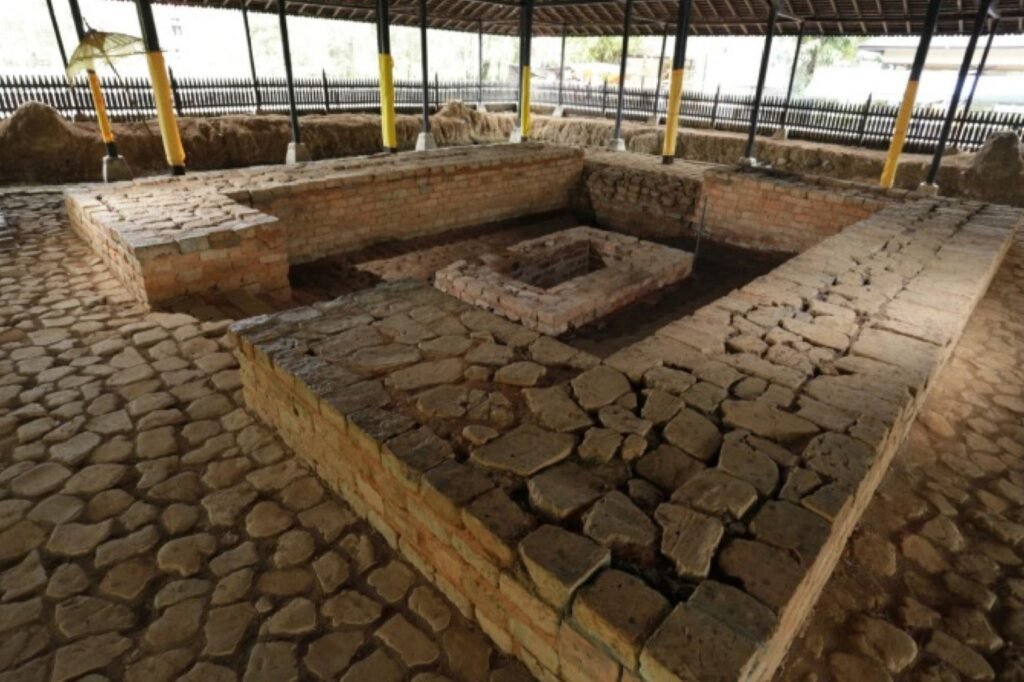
[579,35,645,64]
[795,36,862,94]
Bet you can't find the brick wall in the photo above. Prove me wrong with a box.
[575,152,899,255]
[700,169,892,253]
[573,150,706,239]
[236,344,613,682]
[251,147,584,265]
[65,192,291,306]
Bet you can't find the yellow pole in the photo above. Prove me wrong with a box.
[520,68,532,140]
[379,53,398,152]
[661,68,684,162]
[86,71,116,149]
[879,81,918,188]
[661,0,692,164]
[144,50,186,174]
[878,0,942,188]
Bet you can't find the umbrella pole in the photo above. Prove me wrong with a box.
[68,0,132,182]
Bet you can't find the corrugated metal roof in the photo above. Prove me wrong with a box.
[144,0,1024,37]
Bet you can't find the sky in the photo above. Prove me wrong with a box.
[3,0,1021,107]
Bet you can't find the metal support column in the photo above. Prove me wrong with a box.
[955,16,999,149]
[925,0,994,186]
[608,0,634,151]
[513,0,534,141]
[478,23,484,108]
[69,0,131,180]
[277,0,309,162]
[743,3,777,163]
[46,0,69,68]
[661,0,692,164]
[241,6,262,113]
[879,0,942,188]
[136,0,186,175]
[416,0,436,150]
[778,23,804,134]
[377,0,398,152]
[557,24,567,110]
[650,32,667,122]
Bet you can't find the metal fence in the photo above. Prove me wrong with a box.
[2,72,1022,153]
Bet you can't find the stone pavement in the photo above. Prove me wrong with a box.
[776,232,1024,681]
[0,191,532,681]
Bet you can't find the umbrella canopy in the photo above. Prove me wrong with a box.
[66,30,147,81]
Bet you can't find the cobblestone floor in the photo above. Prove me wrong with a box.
[0,191,534,681]
[777,231,1024,682]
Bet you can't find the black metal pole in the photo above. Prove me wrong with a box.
[278,0,301,144]
[517,0,533,134]
[926,0,993,185]
[242,6,262,113]
[419,0,430,132]
[46,0,69,68]
[954,17,999,148]
[651,31,667,120]
[558,24,567,107]
[611,0,634,142]
[779,23,804,130]
[743,3,777,161]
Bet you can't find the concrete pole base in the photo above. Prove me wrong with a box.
[646,115,660,125]
[478,103,488,113]
[738,156,760,168]
[771,127,790,140]
[607,138,627,152]
[552,106,566,118]
[415,132,437,151]
[286,142,312,164]
[102,156,133,183]
[915,182,940,196]
[509,127,524,143]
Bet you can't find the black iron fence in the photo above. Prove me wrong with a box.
[2,72,1022,153]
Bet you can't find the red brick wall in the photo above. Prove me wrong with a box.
[700,170,890,253]
[254,147,584,264]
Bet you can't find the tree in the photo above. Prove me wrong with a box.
[795,36,861,94]
[581,35,646,64]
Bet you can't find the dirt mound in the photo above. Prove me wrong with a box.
[0,102,109,184]
[435,101,515,142]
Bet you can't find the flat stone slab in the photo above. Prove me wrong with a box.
[233,194,1021,682]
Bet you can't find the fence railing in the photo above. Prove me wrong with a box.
[2,72,1022,153]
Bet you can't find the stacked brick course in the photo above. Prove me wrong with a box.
[576,151,899,255]
[232,195,1021,682]
[700,169,894,253]
[64,144,584,306]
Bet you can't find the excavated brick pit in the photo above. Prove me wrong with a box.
[435,226,694,335]
[59,145,1023,682]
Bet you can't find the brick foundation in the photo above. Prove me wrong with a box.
[65,144,584,306]
[231,195,1020,682]
[435,226,694,334]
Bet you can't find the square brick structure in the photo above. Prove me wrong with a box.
[232,191,1022,682]
[65,144,584,307]
[435,226,694,335]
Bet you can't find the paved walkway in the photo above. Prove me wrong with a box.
[777,231,1024,681]
[0,191,532,681]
